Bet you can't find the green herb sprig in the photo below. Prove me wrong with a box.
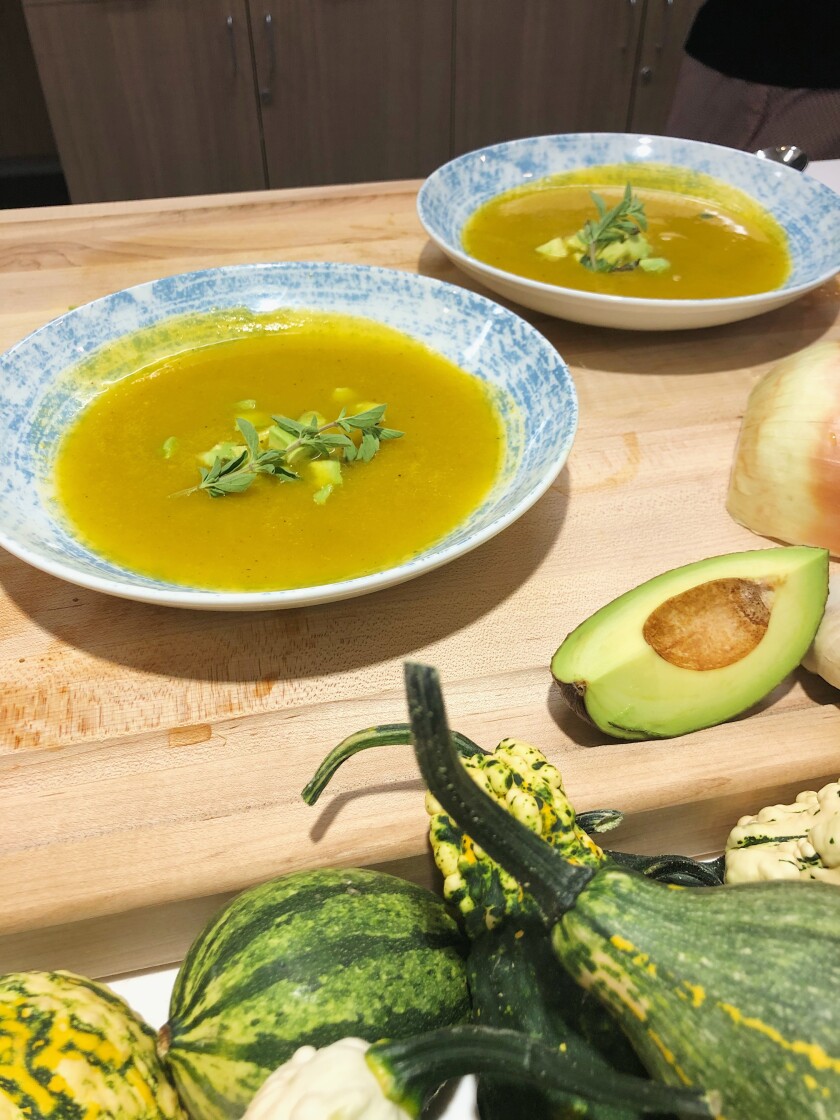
[272,404,403,465]
[580,183,648,272]
[176,405,403,499]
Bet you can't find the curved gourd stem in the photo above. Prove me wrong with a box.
[404,662,595,923]
[369,1026,718,1119]
[303,716,725,890]
[301,723,485,805]
[608,850,725,887]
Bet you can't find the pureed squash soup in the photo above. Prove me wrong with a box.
[462,162,791,300]
[53,310,506,592]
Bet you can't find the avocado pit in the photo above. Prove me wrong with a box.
[642,577,773,671]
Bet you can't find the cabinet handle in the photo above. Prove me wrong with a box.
[622,0,637,52]
[260,13,276,105]
[226,15,237,80]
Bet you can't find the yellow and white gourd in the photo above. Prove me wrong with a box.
[724,780,840,884]
[242,1039,410,1120]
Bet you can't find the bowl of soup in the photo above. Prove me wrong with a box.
[417,133,840,330]
[0,262,577,610]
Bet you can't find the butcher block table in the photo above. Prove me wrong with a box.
[1,178,838,982]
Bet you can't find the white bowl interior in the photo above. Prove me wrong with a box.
[0,263,577,608]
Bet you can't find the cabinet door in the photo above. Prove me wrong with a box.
[1,0,56,161]
[23,0,266,202]
[254,0,453,188]
[628,0,705,134]
[453,0,644,155]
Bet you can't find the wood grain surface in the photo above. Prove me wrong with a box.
[0,179,838,977]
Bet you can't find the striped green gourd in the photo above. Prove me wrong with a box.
[160,867,470,1120]
[0,970,185,1119]
[405,661,840,1120]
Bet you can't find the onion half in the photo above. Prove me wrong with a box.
[727,340,840,556]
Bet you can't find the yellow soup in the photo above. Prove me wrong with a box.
[54,311,506,592]
[462,163,790,300]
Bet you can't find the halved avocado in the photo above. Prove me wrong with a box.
[550,546,829,741]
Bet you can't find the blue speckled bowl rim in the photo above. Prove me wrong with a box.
[417,132,840,311]
[0,261,577,611]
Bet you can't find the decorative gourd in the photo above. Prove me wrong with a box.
[0,970,184,1119]
[304,726,722,1120]
[159,867,471,1120]
[723,778,840,884]
[405,662,840,1120]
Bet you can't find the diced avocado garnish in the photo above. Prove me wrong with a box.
[332,387,356,404]
[268,423,313,466]
[309,459,343,487]
[161,436,179,459]
[309,459,343,505]
[639,257,671,273]
[535,236,569,260]
[198,440,246,468]
[235,399,257,411]
[599,233,652,267]
[268,425,295,451]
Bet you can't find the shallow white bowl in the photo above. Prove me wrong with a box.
[417,133,840,331]
[0,262,577,611]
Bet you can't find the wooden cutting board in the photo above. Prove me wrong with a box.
[1,181,838,978]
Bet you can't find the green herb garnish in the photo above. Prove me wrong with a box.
[175,405,403,499]
[536,183,670,274]
[579,183,648,271]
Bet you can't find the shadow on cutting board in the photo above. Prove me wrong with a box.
[0,466,569,685]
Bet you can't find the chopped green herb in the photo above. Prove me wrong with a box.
[175,403,403,499]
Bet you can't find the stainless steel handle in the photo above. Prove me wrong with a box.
[260,13,276,105]
[622,0,637,52]
[226,15,237,80]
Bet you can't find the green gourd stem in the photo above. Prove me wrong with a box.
[368,1026,717,1119]
[301,723,485,805]
[404,662,595,923]
[607,850,725,887]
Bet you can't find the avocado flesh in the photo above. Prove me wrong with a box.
[550,547,829,741]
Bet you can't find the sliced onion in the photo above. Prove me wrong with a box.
[727,340,840,556]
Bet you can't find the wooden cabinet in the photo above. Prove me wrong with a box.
[628,0,705,133]
[22,0,266,202]
[23,0,700,204]
[453,0,645,155]
[254,0,453,188]
[0,0,56,162]
[453,0,704,155]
